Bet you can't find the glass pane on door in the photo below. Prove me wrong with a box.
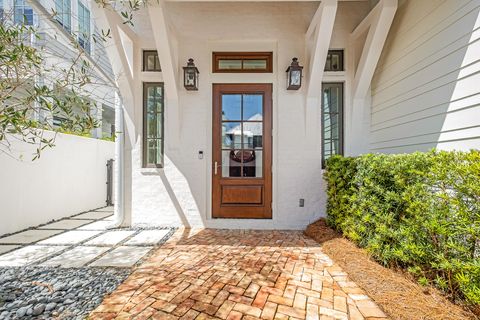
[242,122,262,149]
[243,94,263,120]
[222,95,242,121]
[222,122,241,148]
[220,93,264,178]
[222,150,241,177]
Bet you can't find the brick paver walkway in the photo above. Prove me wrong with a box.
[90,229,388,320]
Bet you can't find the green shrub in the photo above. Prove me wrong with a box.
[324,150,480,305]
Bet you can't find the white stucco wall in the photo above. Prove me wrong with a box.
[0,132,114,235]
[370,0,480,153]
[124,2,369,229]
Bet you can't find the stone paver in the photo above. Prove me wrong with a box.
[0,229,63,244]
[89,246,153,267]
[94,207,115,212]
[37,230,102,245]
[78,220,112,230]
[124,229,170,245]
[0,207,171,269]
[0,245,68,266]
[74,211,113,220]
[41,246,111,267]
[38,219,93,230]
[91,229,389,320]
[85,231,136,246]
[0,245,20,255]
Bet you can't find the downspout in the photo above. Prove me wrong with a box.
[110,91,125,228]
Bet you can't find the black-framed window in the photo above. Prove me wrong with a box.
[322,83,343,168]
[143,50,161,71]
[143,83,164,168]
[325,50,344,71]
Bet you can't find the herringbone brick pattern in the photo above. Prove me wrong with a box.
[90,229,388,320]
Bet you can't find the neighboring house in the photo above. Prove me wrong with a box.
[1,0,115,138]
[92,0,480,230]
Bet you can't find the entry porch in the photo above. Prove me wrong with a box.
[92,0,397,229]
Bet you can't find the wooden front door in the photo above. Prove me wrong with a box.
[212,83,272,219]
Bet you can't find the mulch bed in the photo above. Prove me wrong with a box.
[305,219,478,320]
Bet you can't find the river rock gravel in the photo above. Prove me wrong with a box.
[0,266,130,319]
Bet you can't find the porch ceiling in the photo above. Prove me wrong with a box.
[164,0,369,1]
[129,1,370,40]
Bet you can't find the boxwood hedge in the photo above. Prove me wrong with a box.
[324,150,480,305]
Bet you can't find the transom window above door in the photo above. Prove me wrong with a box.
[213,52,273,73]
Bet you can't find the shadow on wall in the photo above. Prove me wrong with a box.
[158,171,191,228]
[138,154,205,228]
[369,1,480,153]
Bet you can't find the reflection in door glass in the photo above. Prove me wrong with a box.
[220,93,264,178]
[222,122,241,149]
[243,95,263,121]
[240,150,262,177]
[222,94,242,121]
[242,122,262,149]
[222,150,241,177]
[222,150,259,177]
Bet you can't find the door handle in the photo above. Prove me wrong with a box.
[214,161,221,175]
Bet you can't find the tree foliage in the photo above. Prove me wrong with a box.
[0,11,98,160]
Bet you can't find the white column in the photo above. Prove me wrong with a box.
[91,4,139,227]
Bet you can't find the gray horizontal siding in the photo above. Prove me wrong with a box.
[370,0,480,153]
[35,32,115,107]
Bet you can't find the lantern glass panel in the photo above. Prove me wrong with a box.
[290,70,301,86]
[185,70,196,87]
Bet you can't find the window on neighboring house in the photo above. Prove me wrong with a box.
[53,115,70,127]
[101,104,115,138]
[213,52,273,73]
[325,50,344,71]
[14,0,34,25]
[143,50,161,71]
[55,0,71,32]
[321,83,343,168]
[143,83,164,168]
[78,1,90,53]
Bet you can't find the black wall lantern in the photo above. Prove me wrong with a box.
[286,57,303,90]
[183,58,199,91]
